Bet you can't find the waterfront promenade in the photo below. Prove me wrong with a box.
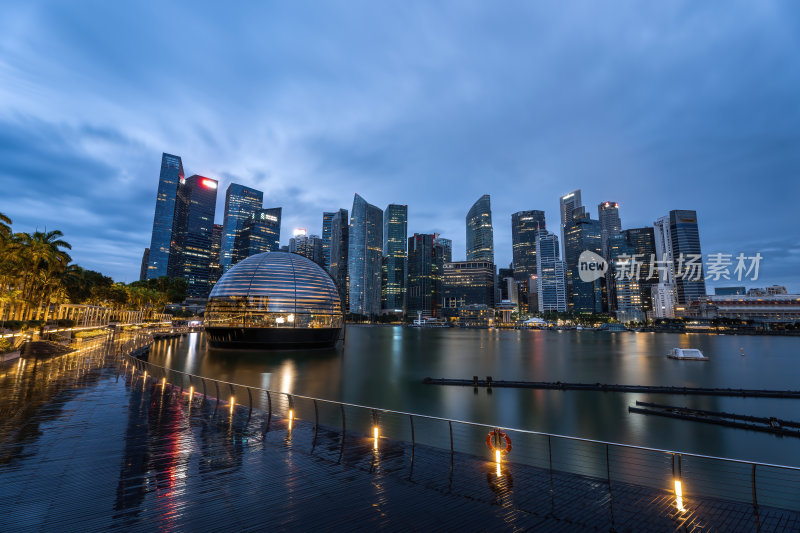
[1,339,799,531]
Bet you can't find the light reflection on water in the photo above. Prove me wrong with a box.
[146,325,800,466]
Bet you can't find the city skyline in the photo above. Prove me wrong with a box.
[1,3,798,288]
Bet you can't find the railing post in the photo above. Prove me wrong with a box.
[752,463,761,528]
[449,420,454,466]
[606,444,615,529]
[312,399,319,452]
[409,415,415,476]
[247,387,253,422]
[201,378,207,404]
[338,404,346,464]
[214,381,220,413]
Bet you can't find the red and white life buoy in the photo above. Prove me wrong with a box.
[486,429,512,456]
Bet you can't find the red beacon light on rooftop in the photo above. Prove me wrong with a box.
[201,178,218,189]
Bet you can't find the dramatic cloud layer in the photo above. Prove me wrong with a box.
[1,1,798,288]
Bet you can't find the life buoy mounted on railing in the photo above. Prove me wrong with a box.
[486,429,512,455]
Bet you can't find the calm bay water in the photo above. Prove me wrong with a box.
[147,325,800,466]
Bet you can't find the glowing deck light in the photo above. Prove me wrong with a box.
[288,409,294,431]
[495,450,502,477]
[144,371,147,380]
[373,426,379,450]
[162,377,166,388]
[674,479,686,512]
[230,397,235,414]
[189,386,194,400]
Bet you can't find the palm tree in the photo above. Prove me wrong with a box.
[0,212,11,242]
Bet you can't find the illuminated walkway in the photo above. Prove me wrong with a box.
[0,347,798,532]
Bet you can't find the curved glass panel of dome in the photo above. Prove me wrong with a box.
[204,252,343,349]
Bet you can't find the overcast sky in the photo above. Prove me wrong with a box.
[1,1,798,289]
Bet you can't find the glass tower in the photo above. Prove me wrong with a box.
[146,153,184,279]
[328,208,349,304]
[234,207,282,262]
[511,210,546,282]
[407,233,444,318]
[669,210,706,304]
[220,183,263,272]
[466,194,494,262]
[179,175,218,298]
[434,236,452,263]
[382,204,408,312]
[209,224,223,288]
[559,189,582,260]
[536,231,567,313]
[321,212,334,270]
[348,194,383,317]
[564,212,604,313]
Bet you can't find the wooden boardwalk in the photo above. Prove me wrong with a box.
[0,347,798,531]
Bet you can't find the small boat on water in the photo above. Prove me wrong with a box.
[667,348,709,361]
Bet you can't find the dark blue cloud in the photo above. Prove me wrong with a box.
[0,1,798,288]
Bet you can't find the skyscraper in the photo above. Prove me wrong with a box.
[622,227,656,313]
[559,189,582,260]
[407,233,444,318]
[441,261,496,311]
[607,233,642,321]
[146,153,184,279]
[466,194,494,262]
[139,248,149,282]
[536,231,567,313]
[652,215,677,318]
[328,208,349,303]
[234,207,282,261]
[209,224,223,287]
[669,210,706,304]
[382,204,408,312]
[564,211,604,313]
[434,236,452,263]
[178,175,218,298]
[321,212,334,270]
[290,232,325,267]
[220,184,263,272]
[597,202,621,257]
[511,210,546,282]
[348,194,383,317]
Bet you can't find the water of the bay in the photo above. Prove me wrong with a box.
[148,325,800,467]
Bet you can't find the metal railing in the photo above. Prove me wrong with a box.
[117,333,800,524]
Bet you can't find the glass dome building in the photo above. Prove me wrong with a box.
[204,252,344,349]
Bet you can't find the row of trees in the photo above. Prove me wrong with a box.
[0,212,186,327]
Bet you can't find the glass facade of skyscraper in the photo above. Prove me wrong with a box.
[434,236,452,263]
[536,231,567,313]
[382,204,407,312]
[220,183,263,272]
[466,194,494,262]
[147,153,184,279]
[622,227,656,312]
[348,194,383,316]
[321,212,334,270]
[511,210,546,283]
[407,233,444,317]
[209,223,223,288]
[559,189,582,260]
[669,209,706,304]
[441,260,495,311]
[564,213,604,313]
[180,175,218,298]
[234,207,282,262]
[328,208,349,304]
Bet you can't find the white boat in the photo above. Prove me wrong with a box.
[667,348,709,361]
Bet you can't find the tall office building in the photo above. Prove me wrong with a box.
[669,210,706,304]
[441,261,496,311]
[607,233,642,321]
[328,208,349,303]
[382,204,408,312]
[139,248,149,282]
[179,175,218,298]
[622,227,656,313]
[564,211,604,313]
[597,202,622,256]
[652,215,677,318]
[498,265,517,305]
[321,212,334,270]
[234,207,282,261]
[220,184,263,272]
[466,194,494,262]
[348,194,383,317]
[434,236,452,263]
[511,210,546,281]
[209,224,223,287]
[559,189,582,260]
[536,231,567,313]
[407,234,445,318]
[146,153,184,279]
[290,232,325,267]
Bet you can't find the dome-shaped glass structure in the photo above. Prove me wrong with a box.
[204,252,344,349]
